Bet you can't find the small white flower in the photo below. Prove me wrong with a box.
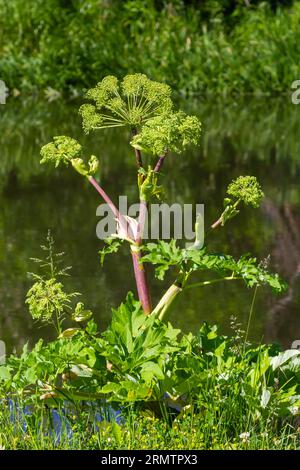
[239,432,250,443]
[218,372,229,381]
[107,437,112,443]
[291,406,299,416]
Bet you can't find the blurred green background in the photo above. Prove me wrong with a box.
[0,0,299,95]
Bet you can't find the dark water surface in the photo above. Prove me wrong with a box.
[0,97,300,352]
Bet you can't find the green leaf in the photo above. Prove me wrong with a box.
[260,389,271,408]
[271,350,300,371]
[59,328,81,338]
[140,362,165,383]
[101,382,122,394]
[142,241,287,293]
[0,366,11,381]
[72,302,93,322]
[99,238,124,266]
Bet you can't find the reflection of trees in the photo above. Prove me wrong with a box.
[2,96,300,188]
[187,97,300,176]
[263,199,300,347]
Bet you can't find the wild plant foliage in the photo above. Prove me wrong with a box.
[0,76,298,446]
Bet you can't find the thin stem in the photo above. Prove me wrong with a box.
[131,128,143,169]
[93,123,125,130]
[244,285,258,346]
[210,216,223,230]
[98,114,124,123]
[185,276,241,290]
[88,176,133,240]
[209,200,240,231]
[153,275,240,321]
[105,103,129,121]
[54,308,62,336]
[154,153,167,173]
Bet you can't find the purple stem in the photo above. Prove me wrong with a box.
[89,176,152,313]
[210,217,222,230]
[88,176,132,239]
[136,200,147,242]
[131,249,152,314]
[154,154,166,173]
[131,199,152,314]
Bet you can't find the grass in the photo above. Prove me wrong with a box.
[0,399,299,450]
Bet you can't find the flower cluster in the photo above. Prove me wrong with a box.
[130,112,201,156]
[79,74,173,133]
[26,278,71,322]
[40,136,82,167]
[227,175,264,208]
[40,136,99,177]
[217,175,264,226]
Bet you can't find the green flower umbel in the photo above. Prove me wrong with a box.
[40,135,99,177]
[40,136,82,167]
[218,176,264,226]
[79,74,173,133]
[130,112,201,156]
[226,175,264,208]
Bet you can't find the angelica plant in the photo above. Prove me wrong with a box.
[40,74,285,324]
[41,74,201,315]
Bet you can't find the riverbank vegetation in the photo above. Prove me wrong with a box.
[0,0,299,95]
[0,75,299,450]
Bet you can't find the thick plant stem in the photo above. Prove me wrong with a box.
[136,200,147,242]
[89,158,152,312]
[131,247,152,314]
[133,199,152,314]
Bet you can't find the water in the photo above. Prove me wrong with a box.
[0,96,300,352]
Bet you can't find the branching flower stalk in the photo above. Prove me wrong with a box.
[40,74,201,314]
[40,74,284,324]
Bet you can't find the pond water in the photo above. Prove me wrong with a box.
[0,96,300,352]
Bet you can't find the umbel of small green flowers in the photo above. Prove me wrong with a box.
[40,135,99,177]
[227,175,264,208]
[130,112,201,156]
[79,74,173,133]
[212,176,264,228]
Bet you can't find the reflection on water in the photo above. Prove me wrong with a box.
[0,97,300,352]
